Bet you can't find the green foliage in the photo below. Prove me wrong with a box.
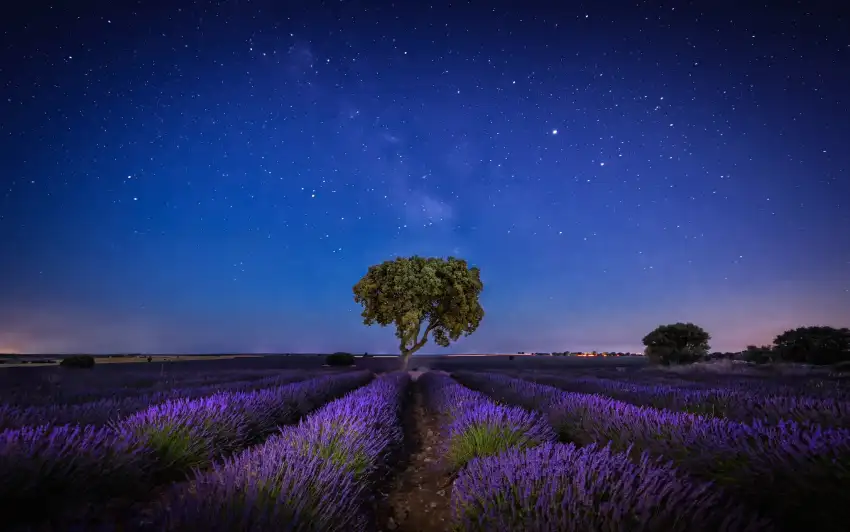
[743,345,775,364]
[59,355,96,368]
[447,423,536,472]
[353,255,485,369]
[140,425,202,477]
[642,322,710,365]
[326,353,355,366]
[772,326,850,365]
[294,422,371,479]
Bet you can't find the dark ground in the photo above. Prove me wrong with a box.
[0,354,648,389]
[375,376,453,532]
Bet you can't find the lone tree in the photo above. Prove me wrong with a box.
[353,256,484,370]
[642,322,710,365]
[772,326,850,365]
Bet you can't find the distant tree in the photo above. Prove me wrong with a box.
[326,352,355,366]
[772,326,850,365]
[353,256,484,370]
[642,323,710,365]
[147,356,153,362]
[508,355,515,361]
[742,345,775,364]
[60,355,96,369]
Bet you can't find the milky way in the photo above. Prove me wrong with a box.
[1,1,848,354]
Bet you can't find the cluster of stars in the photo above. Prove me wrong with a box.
[0,0,847,353]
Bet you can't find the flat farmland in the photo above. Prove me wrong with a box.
[1,354,848,531]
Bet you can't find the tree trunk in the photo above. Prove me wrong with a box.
[400,351,411,371]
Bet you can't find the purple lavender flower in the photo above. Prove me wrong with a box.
[119,371,373,480]
[419,371,555,471]
[453,441,770,532]
[149,372,410,532]
[445,401,556,470]
[0,423,153,527]
[522,373,850,428]
[455,370,850,532]
[0,370,372,529]
[154,448,366,532]
[0,371,310,430]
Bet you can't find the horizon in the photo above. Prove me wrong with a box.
[1,1,847,355]
[2,351,648,356]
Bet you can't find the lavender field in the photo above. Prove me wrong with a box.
[1,356,848,531]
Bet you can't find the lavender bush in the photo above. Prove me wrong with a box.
[0,371,311,430]
[453,442,770,532]
[522,373,850,428]
[149,372,410,532]
[0,368,301,407]
[0,370,372,529]
[419,372,555,471]
[455,371,850,532]
[0,424,153,527]
[119,370,373,482]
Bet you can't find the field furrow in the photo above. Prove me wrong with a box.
[374,373,452,532]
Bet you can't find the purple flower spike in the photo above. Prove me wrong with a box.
[148,372,411,532]
[453,442,770,532]
[454,370,850,531]
[0,370,372,529]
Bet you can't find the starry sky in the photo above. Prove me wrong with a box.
[1,0,848,355]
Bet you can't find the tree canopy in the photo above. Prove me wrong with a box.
[642,322,710,365]
[772,326,850,365]
[352,255,484,369]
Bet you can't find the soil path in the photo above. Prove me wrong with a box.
[375,373,453,532]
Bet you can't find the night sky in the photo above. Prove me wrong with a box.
[1,0,848,355]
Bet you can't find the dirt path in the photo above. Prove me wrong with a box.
[375,376,453,532]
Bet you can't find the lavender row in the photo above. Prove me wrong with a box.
[0,371,312,430]
[419,371,555,471]
[456,442,768,532]
[146,371,410,531]
[521,373,850,428]
[419,373,762,532]
[1,369,295,406]
[0,370,372,529]
[455,371,850,532]
[604,371,850,400]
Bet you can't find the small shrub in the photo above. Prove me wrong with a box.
[60,355,96,369]
[326,353,355,366]
[508,356,515,361]
[147,356,153,362]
